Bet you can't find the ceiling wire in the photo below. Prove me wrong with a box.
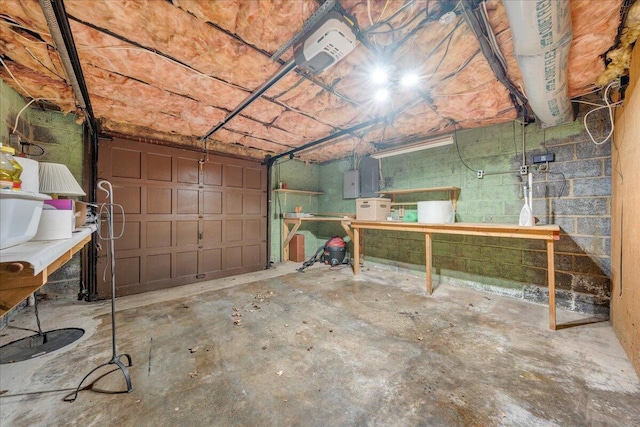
[0,56,34,98]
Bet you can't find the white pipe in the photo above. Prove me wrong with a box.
[503,0,573,127]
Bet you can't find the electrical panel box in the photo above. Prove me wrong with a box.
[360,157,379,198]
[343,170,359,199]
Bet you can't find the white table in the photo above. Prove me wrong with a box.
[0,225,95,317]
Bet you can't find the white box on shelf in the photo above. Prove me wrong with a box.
[356,198,391,221]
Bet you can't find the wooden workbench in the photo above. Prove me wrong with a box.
[282,216,353,261]
[350,221,561,330]
[0,226,95,317]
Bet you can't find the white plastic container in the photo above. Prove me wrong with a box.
[14,157,39,193]
[417,200,455,224]
[0,189,51,249]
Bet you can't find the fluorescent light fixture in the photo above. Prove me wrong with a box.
[374,88,389,102]
[370,135,454,159]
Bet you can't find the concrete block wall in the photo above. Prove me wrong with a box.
[346,112,611,315]
[1,80,85,313]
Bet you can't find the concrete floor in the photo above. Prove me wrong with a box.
[1,263,639,426]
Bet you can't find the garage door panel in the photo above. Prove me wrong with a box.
[244,193,262,215]
[112,148,141,179]
[203,191,222,214]
[225,246,242,269]
[225,220,243,242]
[115,256,141,288]
[177,157,199,184]
[201,248,222,274]
[177,189,199,214]
[147,253,172,282]
[98,138,266,298]
[147,187,172,214]
[177,251,198,277]
[245,167,262,189]
[116,221,141,251]
[116,186,141,214]
[177,221,199,246]
[225,164,243,187]
[147,221,172,248]
[245,219,261,241]
[148,153,172,181]
[203,220,222,243]
[226,192,243,214]
[204,162,222,186]
[244,244,261,267]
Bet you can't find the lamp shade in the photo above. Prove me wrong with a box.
[38,162,86,197]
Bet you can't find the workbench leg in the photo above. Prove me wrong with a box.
[353,228,360,275]
[547,240,556,330]
[425,233,433,295]
[282,221,289,262]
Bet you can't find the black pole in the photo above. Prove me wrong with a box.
[201,59,297,141]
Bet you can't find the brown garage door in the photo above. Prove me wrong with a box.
[96,138,267,298]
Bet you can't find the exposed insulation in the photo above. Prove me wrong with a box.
[597,0,640,86]
[0,0,626,163]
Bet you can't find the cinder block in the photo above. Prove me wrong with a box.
[572,255,609,276]
[573,178,611,197]
[576,140,611,159]
[552,198,609,216]
[558,159,603,179]
[577,217,611,236]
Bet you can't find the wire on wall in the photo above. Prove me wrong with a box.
[574,80,623,146]
[453,129,479,173]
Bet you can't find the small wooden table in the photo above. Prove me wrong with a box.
[282,217,353,260]
[350,221,561,329]
[0,226,95,317]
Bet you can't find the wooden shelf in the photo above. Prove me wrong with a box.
[273,188,324,205]
[376,186,460,195]
[273,189,324,195]
[0,226,95,318]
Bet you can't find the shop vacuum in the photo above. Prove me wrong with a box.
[297,236,348,272]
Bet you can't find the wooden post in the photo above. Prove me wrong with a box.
[353,227,360,275]
[547,239,556,330]
[282,220,289,261]
[425,233,433,294]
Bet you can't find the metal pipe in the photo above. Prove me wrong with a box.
[201,59,297,141]
[39,0,96,128]
[267,116,384,164]
[265,160,273,269]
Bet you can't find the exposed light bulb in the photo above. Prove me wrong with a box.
[374,88,389,102]
[371,67,388,85]
[400,72,420,87]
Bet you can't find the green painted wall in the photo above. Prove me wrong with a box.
[1,79,84,184]
[1,79,85,309]
[273,113,612,315]
[270,159,322,261]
